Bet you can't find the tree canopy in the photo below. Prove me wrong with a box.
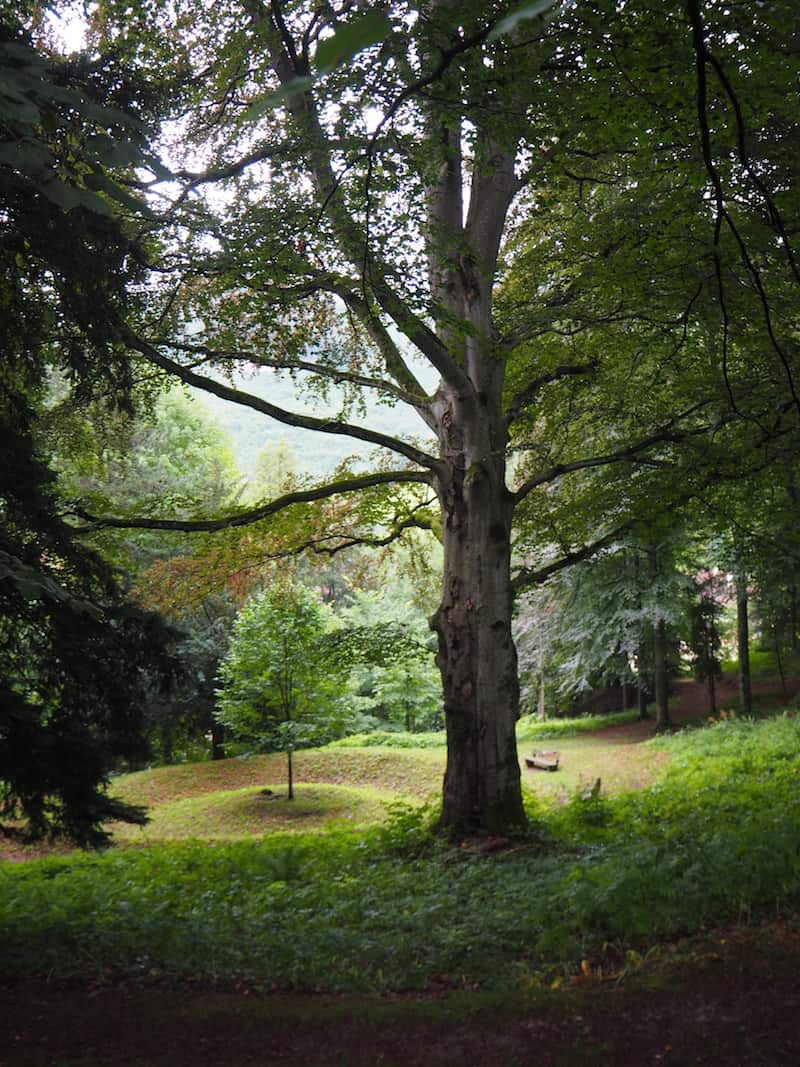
[0,15,180,844]
[9,0,800,836]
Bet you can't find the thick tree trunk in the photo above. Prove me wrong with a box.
[736,573,753,716]
[430,391,525,836]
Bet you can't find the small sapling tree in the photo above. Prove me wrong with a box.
[215,583,348,797]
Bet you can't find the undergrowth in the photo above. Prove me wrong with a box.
[330,709,639,751]
[2,714,800,992]
[516,708,638,741]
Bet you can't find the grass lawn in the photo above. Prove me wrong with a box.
[3,707,800,997]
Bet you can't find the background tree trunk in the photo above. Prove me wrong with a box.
[637,648,650,719]
[647,546,671,730]
[736,573,753,716]
[210,719,226,761]
[653,618,671,730]
[707,671,717,717]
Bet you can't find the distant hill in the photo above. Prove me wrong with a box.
[191,368,435,481]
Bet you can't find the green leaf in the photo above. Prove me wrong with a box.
[84,169,154,217]
[242,76,314,122]
[0,75,41,125]
[314,11,391,75]
[488,0,558,41]
[39,178,115,215]
[0,140,51,175]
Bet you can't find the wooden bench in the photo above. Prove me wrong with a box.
[525,748,560,771]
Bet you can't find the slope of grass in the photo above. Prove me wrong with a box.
[4,714,800,992]
[520,734,668,800]
[112,747,445,809]
[110,784,396,844]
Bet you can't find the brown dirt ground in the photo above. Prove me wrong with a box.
[2,921,800,1066]
[3,679,800,1065]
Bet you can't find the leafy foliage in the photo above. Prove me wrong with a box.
[335,586,442,733]
[54,388,243,575]
[215,583,351,782]
[515,541,689,713]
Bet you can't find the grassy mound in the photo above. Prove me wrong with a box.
[112,747,444,809]
[111,783,398,844]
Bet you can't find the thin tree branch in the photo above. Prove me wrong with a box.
[118,324,441,472]
[163,339,427,409]
[686,0,800,420]
[505,360,598,426]
[512,402,715,503]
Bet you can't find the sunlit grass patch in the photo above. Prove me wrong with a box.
[111,783,398,844]
[520,735,669,803]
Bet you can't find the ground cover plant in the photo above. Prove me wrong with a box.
[3,712,800,993]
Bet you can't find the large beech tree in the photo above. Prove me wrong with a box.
[81,0,800,833]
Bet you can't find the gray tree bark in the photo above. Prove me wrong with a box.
[430,386,525,833]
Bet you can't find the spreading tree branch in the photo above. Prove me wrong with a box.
[264,1,471,394]
[512,401,715,504]
[512,524,631,592]
[72,470,434,533]
[504,360,598,426]
[164,339,427,409]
